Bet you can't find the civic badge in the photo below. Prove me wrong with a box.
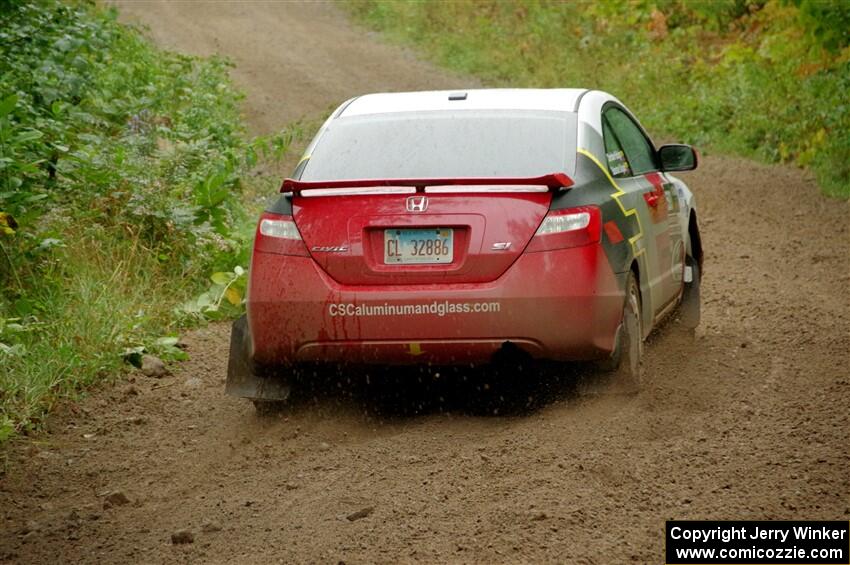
[406,195,428,213]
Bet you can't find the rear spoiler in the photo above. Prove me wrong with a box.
[280,173,573,196]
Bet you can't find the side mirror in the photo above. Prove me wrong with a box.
[658,144,698,172]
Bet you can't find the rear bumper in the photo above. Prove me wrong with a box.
[248,244,624,366]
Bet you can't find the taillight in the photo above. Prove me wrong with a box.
[253,213,309,256]
[525,206,601,252]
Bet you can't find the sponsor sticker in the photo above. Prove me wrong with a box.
[606,150,631,176]
[328,300,501,318]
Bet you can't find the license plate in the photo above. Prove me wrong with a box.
[384,228,453,264]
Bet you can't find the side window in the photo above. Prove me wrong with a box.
[602,115,631,178]
[604,107,657,176]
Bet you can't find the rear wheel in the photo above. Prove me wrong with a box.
[598,271,643,392]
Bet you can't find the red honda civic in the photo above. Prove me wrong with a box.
[227,89,702,409]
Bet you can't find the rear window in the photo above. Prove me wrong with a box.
[300,110,577,181]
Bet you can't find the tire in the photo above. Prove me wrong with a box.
[598,271,643,392]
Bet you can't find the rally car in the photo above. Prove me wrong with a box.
[227,88,702,407]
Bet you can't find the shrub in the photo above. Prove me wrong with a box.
[348,0,850,198]
[0,1,294,440]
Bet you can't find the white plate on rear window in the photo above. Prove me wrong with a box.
[384,228,453,264]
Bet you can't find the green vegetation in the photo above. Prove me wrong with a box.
[0,1,295,441]
[348,0,850,197]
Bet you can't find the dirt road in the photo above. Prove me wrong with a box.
[104,1,473,135]
[1,2,848,564]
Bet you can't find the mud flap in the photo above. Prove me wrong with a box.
[595,323,623,372]
[225,315,291,401]
[679,257,700,329]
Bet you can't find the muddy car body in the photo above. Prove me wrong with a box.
[227,88,702,404]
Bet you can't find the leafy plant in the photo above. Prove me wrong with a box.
[0,1,296,441]
[178,266,247,321]
[788,0,850,52]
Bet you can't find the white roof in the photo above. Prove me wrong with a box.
[339,88,588,117]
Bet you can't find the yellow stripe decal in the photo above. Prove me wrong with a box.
[577,148,645,258]
[297,153,310,166]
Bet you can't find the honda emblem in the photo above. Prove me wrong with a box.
[406,195,428,213]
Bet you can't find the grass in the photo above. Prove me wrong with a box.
[346,0,850,198]
[0,1,297,442]
[1,231,177,436]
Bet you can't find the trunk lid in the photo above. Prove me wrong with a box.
[287,176,569,285]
